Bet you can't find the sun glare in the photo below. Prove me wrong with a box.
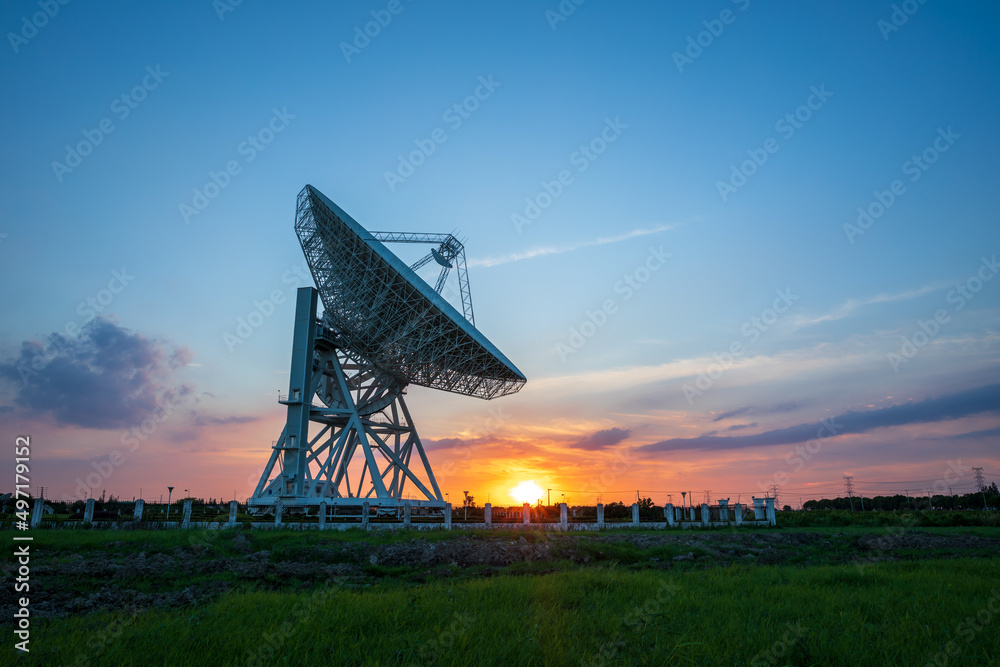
[510,480,545,505]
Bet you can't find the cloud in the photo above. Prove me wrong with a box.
[711,407,752,422]
[700,423,757,437]
[468,224,675,268]
[712,404,800,422]
[726,422,757,431]
[569,427,630,451]
[423,437,470,451]
[639,383,1000,453]
[791,281,950,329]
[951,426,1000,440]
[193,414,261,426]
[0,318,193,429]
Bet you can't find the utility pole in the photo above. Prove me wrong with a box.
[843,475,855,512]
[547,488,551,506]
[463,490,469,520]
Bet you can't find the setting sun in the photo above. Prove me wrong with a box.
[510,480,545,505]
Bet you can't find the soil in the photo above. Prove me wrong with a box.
[4,528,998,621]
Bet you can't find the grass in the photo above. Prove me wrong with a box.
[20,558,1000,666]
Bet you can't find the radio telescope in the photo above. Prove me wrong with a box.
[249,185,525,513]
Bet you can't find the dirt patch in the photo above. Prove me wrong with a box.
[3,528,997,621]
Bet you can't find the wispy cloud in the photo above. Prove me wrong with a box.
[468,224,676,268]
[638,383,1000,453]
[791,281,950,329]
[568,427,630,451]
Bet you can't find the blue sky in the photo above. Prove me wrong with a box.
[1,0,998,505]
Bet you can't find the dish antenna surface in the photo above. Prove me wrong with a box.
[249,185,525,513]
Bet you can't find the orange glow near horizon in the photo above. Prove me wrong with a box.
[510,480,545,505]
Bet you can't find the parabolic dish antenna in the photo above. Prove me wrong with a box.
[249,185,525,512]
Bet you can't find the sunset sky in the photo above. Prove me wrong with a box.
[2,1,998,507]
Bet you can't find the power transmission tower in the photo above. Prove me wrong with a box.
[769,484,780,508]
[843,475,855,511]
[973,467,987,508]
[703,490,711,505]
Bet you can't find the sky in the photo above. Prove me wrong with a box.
[1,0,998,508]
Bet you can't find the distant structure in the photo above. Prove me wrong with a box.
[249,185,526,515]
[843,475,855,511]
[973,467,986,492]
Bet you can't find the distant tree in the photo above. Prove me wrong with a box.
[638,497,654,510]
[782,505,792,512]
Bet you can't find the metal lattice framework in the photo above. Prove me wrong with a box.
[296,185,524,399]
[248,185,525,512]
[369,231,475,326]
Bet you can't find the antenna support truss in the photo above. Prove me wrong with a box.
[370,231,475,326]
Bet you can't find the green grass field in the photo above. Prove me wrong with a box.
[18,558,999,666]
[6,521,999,666]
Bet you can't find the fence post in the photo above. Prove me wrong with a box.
[182,499,193,528]
[631,503,639,525]
[484,503,492,528]
[596,503,605,529]
[560,503,568,530]
[403,501,411,527]
[133,499,144,522]
[734,502,743,525]
[664,503,675,527]
[83,498,95,524]
[318,501,327,529]
[31,497,45,528]
[361,502,369,530]
[718,498,729,521]
[444,503,452,529]
[229,500,239,526]
[765,497,776,526]
[522,502,530,525]
[701,503,710,527]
